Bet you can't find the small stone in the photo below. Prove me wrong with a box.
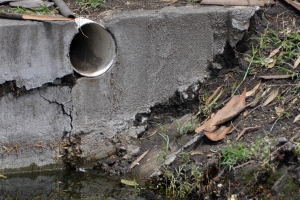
[276,137,288,146]
[282,142,294,152]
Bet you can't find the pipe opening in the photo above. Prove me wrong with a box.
[70,19,115,77]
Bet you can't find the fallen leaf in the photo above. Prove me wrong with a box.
[0,174,7,179]
[206,86,223,105]
[264,57,273,64]
[275,106,285,116]
[293,54,300,69]
[121,179,137,187]
[204,125,232,141]
[268,58,276,68]
[191,150,204,155]
[247,91,263,107]
[196,89,246,134]
[293,114,300,123]
[268,46,282,58]
[243,110,249,117]
[129,150,149,170]
[261,87,271,98]
[259,75,292,79]
[246,82,261,97]
[262,88,279,106]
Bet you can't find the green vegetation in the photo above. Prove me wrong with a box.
[162,164,202,199]
[157,126,170,162]
[10,4,58,15]
[172,117,197,137]
[75,0,105,9]
[220,141,252,171]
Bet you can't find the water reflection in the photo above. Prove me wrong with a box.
[0,169,163,200]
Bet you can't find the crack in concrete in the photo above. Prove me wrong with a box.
[39,90,73,131]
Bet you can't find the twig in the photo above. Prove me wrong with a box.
[236,126,261,141]
[234,160,254,170]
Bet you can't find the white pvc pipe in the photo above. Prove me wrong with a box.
[69,17,116,77]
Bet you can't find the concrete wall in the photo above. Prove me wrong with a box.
[0,6,256,171]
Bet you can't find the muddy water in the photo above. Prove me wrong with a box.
[0,169,163,200]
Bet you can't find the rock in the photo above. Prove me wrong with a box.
[276,137,288,146]
[10,0,54,9]
[122,145,140,159]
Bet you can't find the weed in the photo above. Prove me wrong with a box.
[163,164,203,199]
[179,151,190,163]
[172,117,197,137]
[220,140,252,171]
[10,4,58,15]
[157,126,170,162]
[75,0,105,9]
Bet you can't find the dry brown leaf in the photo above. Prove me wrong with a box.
[243,110,249,117]
[268,46,282,58]
[247,91,263,107]
[204,125,232,141]
[261,87,271,98]
[129,150,149,170]
[262,88,279,106]
[293,54,300,69]
[268,58,276,68]
[259,75,292,79]
[275,106,285,116]
[196,89,246,134]
[293,114,300,123]
[206,86,223,105]
[246,82,261,97]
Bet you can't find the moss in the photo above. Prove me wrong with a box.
[281,177,300,199]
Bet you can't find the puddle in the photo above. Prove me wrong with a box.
[0,169,163,199]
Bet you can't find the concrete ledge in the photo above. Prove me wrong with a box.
[0,20,76,90]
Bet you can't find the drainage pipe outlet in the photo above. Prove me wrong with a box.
[70,18,116,77]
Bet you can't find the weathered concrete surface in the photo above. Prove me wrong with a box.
[0,6,256,171]
[0,86,71,170]
[0,20,76,90]
[72,6,256,157]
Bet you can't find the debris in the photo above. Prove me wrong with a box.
[259,75,292,79]
[262,88,279,106]
[121,179,138,187]
[0,174,7,179]
[236,126,261,141]
[284,0,300,12]
[191,150,204,155]
[268,46,282,58]
[129,149,149,171]
[293,114,300,123]
[196,89,246,141]
[206,86,223,105]
[268,58,276,68]
[293,54,300,69]
[204,125,232,141]
[275,106,285,116]
[246,82,260,97]
[200,0,270,6]
[247,90,263,107]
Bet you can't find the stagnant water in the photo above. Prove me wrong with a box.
[0,169,164,199]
